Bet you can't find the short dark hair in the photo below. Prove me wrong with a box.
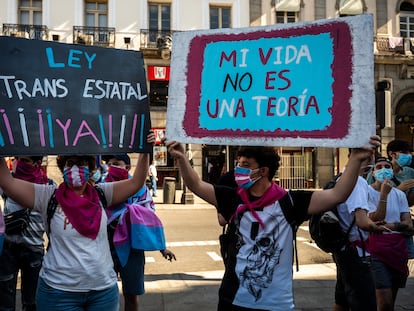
[56,155,96,173]
[374,156,393,167]
[237,146,280,181]
[16,156,43,163]
[101,154,131,165]
[386,140,412,159]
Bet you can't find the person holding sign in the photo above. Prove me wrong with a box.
[165,135,380,311]
[102,154,176,311]
[0,132,155,311]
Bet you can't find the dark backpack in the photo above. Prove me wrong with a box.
[309,173,355,253]
[219,192,302,271]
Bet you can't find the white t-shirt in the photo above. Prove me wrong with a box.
[367,186,410,223]
[33,183,117,292]
[149,164,157,178]
[337,176,370,243]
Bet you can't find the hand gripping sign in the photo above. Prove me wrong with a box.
[166,14,375,147]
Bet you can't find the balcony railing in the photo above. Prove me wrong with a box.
[2,23,48,40]
[375,35,412,55]
[73,26,115,47]
[140,29,173,49]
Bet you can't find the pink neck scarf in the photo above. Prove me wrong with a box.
[231,182,287,227]
[55,183,102,239]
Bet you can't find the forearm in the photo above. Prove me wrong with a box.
[131,153,149,186]
[0,157,35,208]
[175,153,217,205]
[332,154,361,202]
[175,155,200,191]
[112,153,149,205]
[370,198,388,221]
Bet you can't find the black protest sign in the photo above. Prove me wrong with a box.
[0,36,152,156]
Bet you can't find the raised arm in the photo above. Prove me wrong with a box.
[369,179,392,221]
[165,140,217,206]
[308,136,380,214]
[111,132,154,205]
[0,158,35,209]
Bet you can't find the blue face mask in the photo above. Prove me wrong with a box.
[91,169,102,182]
[374,168,393,183]
[234,166,261,189]
[396,153,412,167]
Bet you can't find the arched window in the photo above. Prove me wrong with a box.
[400,1,414,37]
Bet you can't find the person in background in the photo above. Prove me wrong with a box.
[0,132,154,311]
[165,135,379,311]
[0,156,53,311]
[333,153,388,311]
[386,139,414,170]
[367,156,413,311]
[386,140,414,206]
[149,160,158,197]
[102,154,176,311]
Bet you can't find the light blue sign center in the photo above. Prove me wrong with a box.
[199,33,334,131]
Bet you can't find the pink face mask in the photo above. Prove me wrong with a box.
[106,165,129,182]
[14,160,47,184]
[234,166,261,189]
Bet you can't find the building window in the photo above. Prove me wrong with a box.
[400,2,414,38]
[149,3,171,32]
[18,0,42,25]
[149,3,171,43]
[85,0,108,28]
[273,0,300,23]
[210,6,231,29]
[276,11,297,23]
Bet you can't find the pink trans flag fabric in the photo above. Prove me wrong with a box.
[108,187,166,267]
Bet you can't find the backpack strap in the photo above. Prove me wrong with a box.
[279,193,300,272]
[94,185,107,208]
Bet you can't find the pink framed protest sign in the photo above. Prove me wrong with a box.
[166,14,375,147]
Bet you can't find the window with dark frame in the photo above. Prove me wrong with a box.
[400,2,414,38]
[149,3,171,43]
[275,11,297,24]
[85,0,108,28]
[210,6,231,29]
[18,0,42,25]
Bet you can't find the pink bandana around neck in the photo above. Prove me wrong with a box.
[55,183,102,239]
[231,182,287,227]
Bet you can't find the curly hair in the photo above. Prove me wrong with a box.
[237,146,280,181]
[56,155,96,173]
